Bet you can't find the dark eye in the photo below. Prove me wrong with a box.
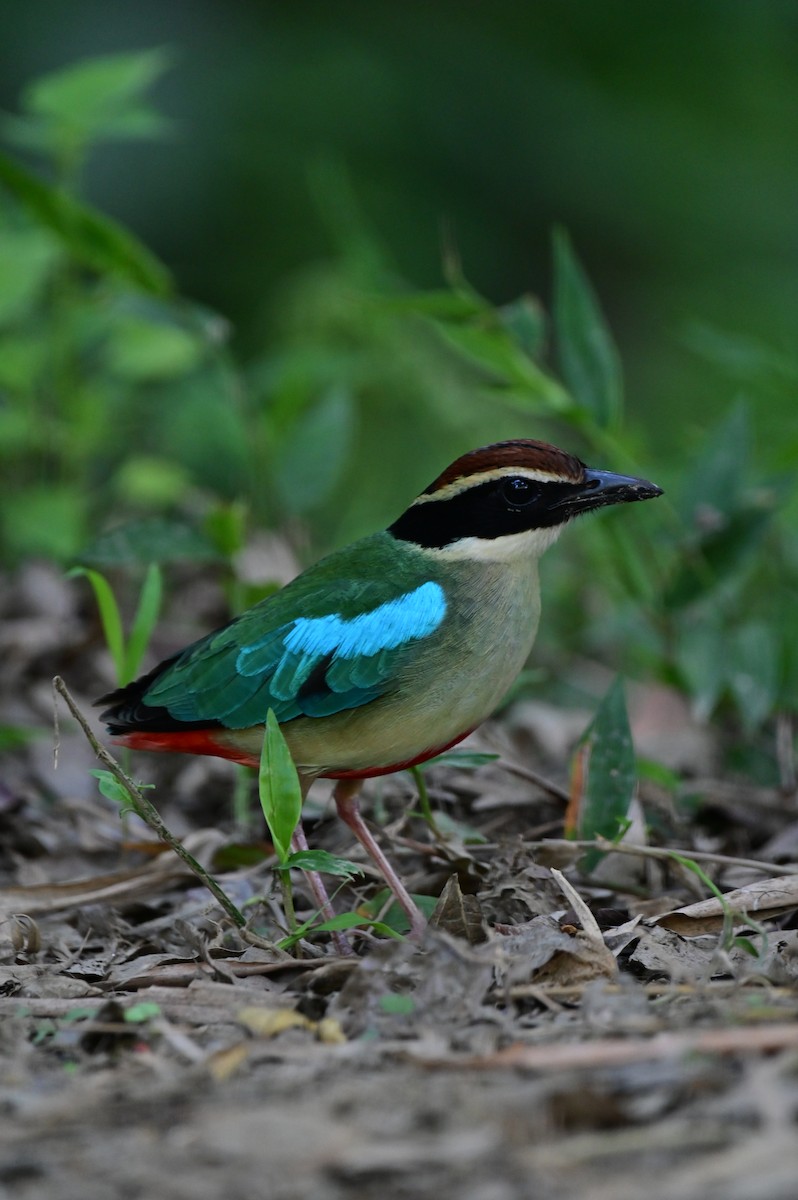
[501,476,539,507]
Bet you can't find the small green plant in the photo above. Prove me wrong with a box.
[664,850,768,959]
[70,563,162,687]
[257,712,426,943]
[408,752,497,843]
[90,767,155,817]
[257,711,388,943]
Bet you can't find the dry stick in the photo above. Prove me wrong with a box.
[533,836,798,878]
[500,759,570,804]
[412,1022,798,1072]
[53,676,249,932]
[503,980,798,1002]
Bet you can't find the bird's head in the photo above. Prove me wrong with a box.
[388,439,663,560]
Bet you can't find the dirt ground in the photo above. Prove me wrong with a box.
[2,562,798,1200]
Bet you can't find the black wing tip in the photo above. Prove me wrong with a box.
[94,676,147,729]
[98,690,222,736]
[94,653,220,735]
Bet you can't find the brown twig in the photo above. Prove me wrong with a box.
[502,980,797,1002]
[532,837,798,878]
[499,759,570,804]
[52,676,252,933]
[410,1022,798,1072]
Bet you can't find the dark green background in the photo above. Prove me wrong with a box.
[2,0,796,459]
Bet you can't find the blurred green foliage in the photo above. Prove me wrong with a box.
[1,47,797,748]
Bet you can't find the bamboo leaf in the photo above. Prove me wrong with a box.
[123,563,163,684]
[20,48,173,146]
[258,711,303,864]
[569,677,636,873]
[0,151,171,294]
[69,567,125,682]
[77,518,219,567]
[553,227,623,427]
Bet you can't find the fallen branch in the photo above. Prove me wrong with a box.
[534,837,798,878]
[53,676,251,933]
[410,1022,798,1072]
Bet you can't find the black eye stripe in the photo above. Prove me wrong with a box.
[389,476,583,547]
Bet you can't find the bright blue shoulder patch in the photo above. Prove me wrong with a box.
[282,580,446,660]
[148,581,448,729]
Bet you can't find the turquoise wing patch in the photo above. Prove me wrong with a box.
[144,581,446,728]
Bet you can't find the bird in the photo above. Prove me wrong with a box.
[98,439,662,940]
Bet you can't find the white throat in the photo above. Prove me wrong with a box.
[424,524,565,563]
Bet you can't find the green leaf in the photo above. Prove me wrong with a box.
[590,516,659,605]
[778,621,798,713]
[276,909,404,950]
[0,152,171,294]
[553,227,623,427]
[380,288,485,320]
[419,750,500,770]
[69,569,125,680]
[0,333,47,392]
[123,563,163,685]
[732,936,761,959]
[359,891,439,935]
[378,994,416,1015]
[282,849,364,879]
[728,622,779,731]
[89,768,154,809]
[16,48,173,157]
[258,711,303,864]
[684,322,798,388]
[204,500,249,559]
[664,505,774,609]
[76,518,219,567]
[308,912,402,939]
[112,456,193,508]
[636,758,681,791]
[424,811,487,845]
[273,385,355,514]
[106,316,207,381]
[433,318,571,411]
[675,614,726,720]
[498,294,547,361]
[680,402,750,524]
[0,724,43,751]
[89,769,130,807]
[3,484,87,561]
[61,1007,99,1024]
[0,225,61,325]
[123,1002,161,1024]
[572,677,636,873]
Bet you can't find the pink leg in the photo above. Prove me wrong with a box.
[290,822,335,923]
[290,823,352,957]
[290,777,352,956]
[334,779,427,941]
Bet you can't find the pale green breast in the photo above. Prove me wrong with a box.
[262,549,542,774]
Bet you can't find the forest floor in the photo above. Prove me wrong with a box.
[2,562,798,1200]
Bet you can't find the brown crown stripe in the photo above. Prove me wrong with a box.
[423,440,586,495]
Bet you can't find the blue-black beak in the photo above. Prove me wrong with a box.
[554,467,663,515]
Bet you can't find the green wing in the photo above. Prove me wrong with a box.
[141,537,447,729]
